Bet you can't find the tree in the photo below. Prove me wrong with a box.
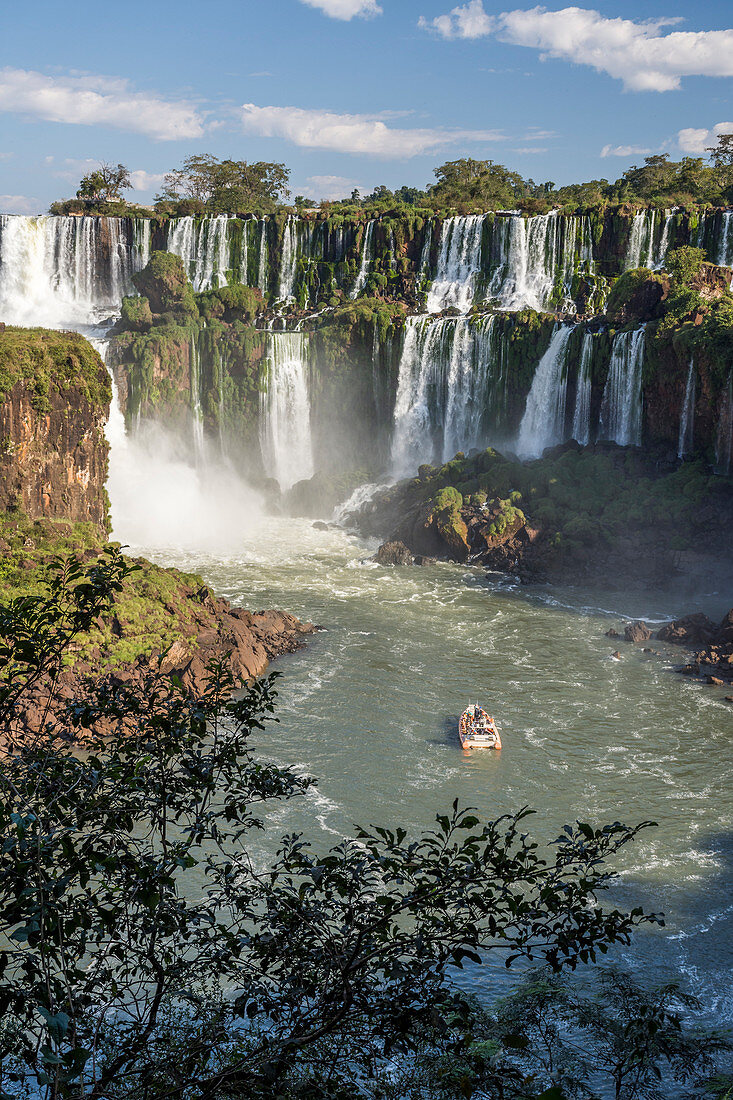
[76,164,131,204]
[495,967,731,1099]
[706,133,733,194]
[0,555,660,1100]
[156,154,290,214]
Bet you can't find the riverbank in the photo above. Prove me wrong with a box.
[0,511,315,741]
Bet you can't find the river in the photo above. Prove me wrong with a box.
[109,459,733,1025]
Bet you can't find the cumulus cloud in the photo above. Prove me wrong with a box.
[418,0,492,38]
[0,194,39,214]
[299,0,382,19]
[600,143,653,158]
[0,67,206,140]
[129,170,166,192]
[240,103,504,157]
[419,4,733,92]
[300,175,364,201]
[678,122,733,155]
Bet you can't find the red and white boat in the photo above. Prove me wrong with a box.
[459,705,502,750]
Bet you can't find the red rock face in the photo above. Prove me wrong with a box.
[0,380,110,530]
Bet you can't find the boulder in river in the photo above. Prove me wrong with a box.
[624,621,652,644]
[375,540,414,566]
[657,614,717,646]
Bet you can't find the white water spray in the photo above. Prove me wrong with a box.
[351,221,375,299]
[678,358,696,458]
[599,328,646,446]
[259,332,314,491]
[516,326,573,458]
[571,332,594,446]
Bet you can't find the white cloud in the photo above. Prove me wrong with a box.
[678,122,733,155]
[299,0,382,19]
[129,170,166,192]
[0,194,39,214]
[419,0,493,39]
[240,103,504,157]
[600,143,653,158]
[512,146,548,154]
[301,175,364,200]
[0,67,205,140]
[419,4,733,92]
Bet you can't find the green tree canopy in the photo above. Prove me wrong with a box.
[156,154,290,214]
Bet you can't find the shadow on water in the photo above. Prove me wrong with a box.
[597,827,733,1032]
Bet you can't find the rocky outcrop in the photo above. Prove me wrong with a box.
[0,328,110,529]
[375,540,413,565]
[8,578,316,743]
[656,614,717,646]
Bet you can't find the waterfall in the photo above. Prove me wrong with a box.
[715,374,733,475]
[571,332,594,445]
[488,212,577,312]
[239,218,250,285]
[257,220,269,293]
[259,331,313,490]
[0,214,136,327]
[625,210,656,270]
[516,326,573,458]
[133,219,152,270]
[166,215,231,292]
[278,216,298,302]
[390,314,499,475]
[351,220,375,298]
[653,211,674,270]
[599,328,646,446]
[717,212,733,267]
[190,337,205,461]
[426,215,486,313]
[418,221,433,278]
[678,358,696,458]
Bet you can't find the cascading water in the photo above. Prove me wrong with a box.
[0,214,137,326]
[487,212,584,313]
[571,332,594,445]
[259,332,314,491]
[166,215,231,292]
[717,212,733,267]
[426,215,486,313]
[624,210,672,271]
[516,325,573,458]
[390,314,499,475]
[257,220,269,293]
[654,211,674,270]
[278,216,298,301]
[599,327,646,446]
[678,358,696,458]
[350,221,375,299]
[190,336,205,462]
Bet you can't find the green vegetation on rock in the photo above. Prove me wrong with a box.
[0,510,214,670]
[0,327,110,413]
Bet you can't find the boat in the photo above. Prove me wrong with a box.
[459,704,502,750]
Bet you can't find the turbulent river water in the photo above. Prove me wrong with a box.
[110,463,733,1023]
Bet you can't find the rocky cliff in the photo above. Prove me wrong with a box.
[0,327,111,530]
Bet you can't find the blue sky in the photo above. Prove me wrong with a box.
[1,0,732,212]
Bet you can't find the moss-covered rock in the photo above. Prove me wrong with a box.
[132,251,197,316]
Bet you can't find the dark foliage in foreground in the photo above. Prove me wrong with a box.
[0,552,716,1100]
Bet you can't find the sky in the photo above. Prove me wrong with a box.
[1,0,732,212]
